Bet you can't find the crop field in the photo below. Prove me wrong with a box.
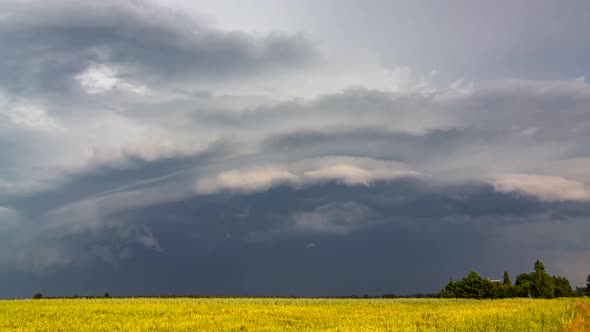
[0,297,588,331]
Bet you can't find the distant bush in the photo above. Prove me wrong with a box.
[33,293,43,299]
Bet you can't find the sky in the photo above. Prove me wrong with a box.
[0,0,589,298]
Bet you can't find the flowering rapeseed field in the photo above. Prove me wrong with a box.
[0,297,588,331]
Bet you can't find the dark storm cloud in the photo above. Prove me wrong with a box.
[1,0,590,298]
[99,181,590,294]
[3,80,590,287]
[3,79,590,287]
[0,0,315,95]
[2,180,589,298]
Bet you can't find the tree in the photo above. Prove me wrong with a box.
[104,292,110,298]
[552,276,575,297]
[586,274,590,296]
[500,271,514,298]
[532,260,554,299]
[503,271,512,286]
[515,273,535,298]
[32,293,43,299]
[439,260,575,299]
[439,277,456,298]
[439,271,499,299]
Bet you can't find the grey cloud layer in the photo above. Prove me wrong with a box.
[0,0,589,297]
[284,0,590,81]
[0,0,314,96]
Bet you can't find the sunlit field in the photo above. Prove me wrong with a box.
[0,297,589,331]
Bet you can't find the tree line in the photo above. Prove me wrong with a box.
[440,260,589,299]
[28,261,590,299]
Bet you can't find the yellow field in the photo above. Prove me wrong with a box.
[0,297,589,331]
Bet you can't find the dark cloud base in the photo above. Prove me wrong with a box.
[2,181,588,298]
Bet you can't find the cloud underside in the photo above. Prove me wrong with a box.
[4,178,590,296]
[0,0,590,296]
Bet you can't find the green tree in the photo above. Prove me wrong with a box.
[503,271,512,286]
[439,277,456,298]
[441,260,575,299]
[499,271,514,298]
[439,271,499,299]
[32,293,43,299]
[515,273,535,298]
[552,276,575,297]
[460,271,487,299]
[586,274,590,295]
[532,260,554,299]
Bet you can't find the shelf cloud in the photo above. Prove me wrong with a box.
[1,0,590,297]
